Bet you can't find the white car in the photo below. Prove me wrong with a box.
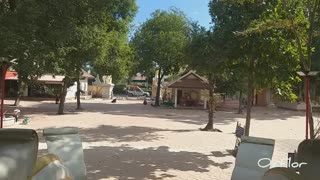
[127,86,150,97]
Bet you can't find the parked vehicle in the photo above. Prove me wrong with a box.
[127,85,150,97]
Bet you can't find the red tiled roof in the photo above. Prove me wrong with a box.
[5,70,94,81]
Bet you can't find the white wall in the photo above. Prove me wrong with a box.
[80,79,87,92]
[66,82,77,99]
[66,79,88,99]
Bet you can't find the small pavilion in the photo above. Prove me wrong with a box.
[167,71,209,109]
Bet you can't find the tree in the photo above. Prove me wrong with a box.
[215,62,247,114]
[209,0,267,135]
[93,33,136,84]
[185,24,225,131]
[32,0,137,114]
[209,0,300,135]
[240,0,320,138]
[0,0,45,106]
[131,8,190,106]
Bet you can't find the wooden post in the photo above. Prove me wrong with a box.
[1,63,7,128]
[305,76,310,140]
[174,88,178,108]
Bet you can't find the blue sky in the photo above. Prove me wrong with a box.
[133,0,212,29]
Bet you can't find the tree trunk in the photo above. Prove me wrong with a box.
[238,89,243,114]
[55,94,59,104]
[308,90,315,139]
[58,81,68,115]
[155,68,162,106]
[202,73,215,131]
[14,80,23,106]
[55,85,61,104]
[298,84,303,102]
[305,0,318,139]
[76,77,81,110]
[252,88,255,106]
[245,59,254,136]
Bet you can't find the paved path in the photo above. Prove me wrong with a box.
[5,99,308,179]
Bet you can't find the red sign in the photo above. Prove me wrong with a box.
[5,71,18,80]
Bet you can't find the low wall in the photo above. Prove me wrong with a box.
[276,102,306,111]
[88,85,103,98]
[88,84,114,99]
[65,95,92,100]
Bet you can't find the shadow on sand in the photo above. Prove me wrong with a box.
[84,145,233,180]
[33,125,234,179]
[2,100,305,127]
[80,125,166,143]
[80,125,203,143]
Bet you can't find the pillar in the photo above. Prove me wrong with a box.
[174,88,178,108]
[204,99,207,109]
[22,82,28,97]
[266,89,271,105]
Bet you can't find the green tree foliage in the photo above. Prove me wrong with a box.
[94,33,135,84]
[1,0,137,113]
[215,62,248,114]
[36,0,137,113]
[0,0,46,106]
[209,0,301,135]
[131,8,190,106]
[238,0,320,138]
[184,24,225,131]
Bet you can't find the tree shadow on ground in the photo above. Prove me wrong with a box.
[2,101,79,117]
[6,100,306,128]
[33,126,233,179]
[211,151,234,158]
[84,145,233,180]
[80,125,203,143]
[15,101,237,126]
[34,125,199,143]
[79,125,165,143]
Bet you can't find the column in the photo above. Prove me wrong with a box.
[204,99,207,109]
[266,89,271,105]
[174,88,178,108]
[22,82,28,97]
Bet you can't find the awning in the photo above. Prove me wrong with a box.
[5,71,63,84]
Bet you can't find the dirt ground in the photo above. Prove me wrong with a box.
[4,98,310,180]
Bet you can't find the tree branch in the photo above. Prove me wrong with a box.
[282,0,309,71]
[307,0,318,69]
[160,69,167,80]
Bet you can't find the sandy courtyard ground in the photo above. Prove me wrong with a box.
[3,98,310,180]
